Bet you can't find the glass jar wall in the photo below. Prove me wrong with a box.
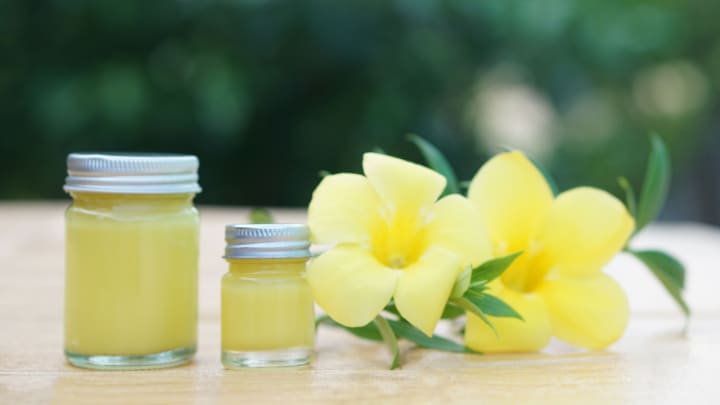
[63,153,200,370]
[222,224,315,368]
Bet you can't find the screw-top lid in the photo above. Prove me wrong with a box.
[64,153,201,194]
[224,224,311,259]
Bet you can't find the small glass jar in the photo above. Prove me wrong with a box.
[63,153,201,370]
[222,224,315,368]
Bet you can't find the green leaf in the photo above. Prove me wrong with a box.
[374,316,400,369]
[318,170,332,178]
[316,315,382,341]
[633,250,685,288]
[470,252,523,286]
[388,319,475,353]
[372,146,386,154]
[315,314,329,328]
[636,134,671,233]
[386,299,465,322]
[440,303,465,319]
[383,300,401,317]
[529,156,559,196]
[318,314,480,366]
[407,134,459,196]
[463,292,523,320]
[450,266,471,298]
[629,249,689,317]
[618,176,637,219]
[249,207,274,224]
[451,296,497,335]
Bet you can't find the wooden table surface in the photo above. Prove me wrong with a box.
[1,202,719,404]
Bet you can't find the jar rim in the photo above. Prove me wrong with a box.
[63,153,201,194]
[224,224,311,259]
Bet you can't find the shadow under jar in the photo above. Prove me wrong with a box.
[63,153,200,370]
[222,224,315,369]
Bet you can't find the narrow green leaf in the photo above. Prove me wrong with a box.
[450,266,471,298]
[249,207,274,224]
[383,300,401,317]
[315,315,332,331]
[315,314,330,330]
[451,296,497,335]
[388,319,475,353]
[464,293,523,320]
[407,134,459,196]
[316,315,382,341]
[629,249,689,317]
[440,303,465,319]
[632,249,685,288]
[529,156,559,196]
[470,252,523,286]
[636,134,671,233]
[618,176,637,219]
[374,316,400,369]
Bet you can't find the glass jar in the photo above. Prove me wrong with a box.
[222,224,315,368]
[63,153,201,370]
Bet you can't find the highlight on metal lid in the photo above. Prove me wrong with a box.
[63,153,201,194]
[224,224,311,259]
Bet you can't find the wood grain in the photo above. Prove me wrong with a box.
[1,202,719,404]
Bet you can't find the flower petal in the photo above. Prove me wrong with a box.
[534,187,634,277]
[307,245,398,327]
[537,273,629,349]
[464,283,552,353]
[467,151,554,256]
[362,152,446,217]
[393,247,460,336]
[307,173,382,245]
[421,195,492,268]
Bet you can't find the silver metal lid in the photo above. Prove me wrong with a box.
[64,153,201,194]
[224,224,311,259]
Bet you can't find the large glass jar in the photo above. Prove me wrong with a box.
[63,153,200,370]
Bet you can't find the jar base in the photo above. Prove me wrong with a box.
[65,346,196,370]
[222,347,312,369]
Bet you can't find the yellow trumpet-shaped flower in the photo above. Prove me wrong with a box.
[307,153,492,336]
[464,151,635,352]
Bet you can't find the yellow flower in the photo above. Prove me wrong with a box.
[307,153,492,336]
[464,151,635,352]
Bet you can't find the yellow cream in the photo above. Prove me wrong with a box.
[221,259,314,353]
[65,193,199,357]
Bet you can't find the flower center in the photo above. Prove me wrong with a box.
[370,210,425,270]
[388,254,406,269]
[499,240,547,293]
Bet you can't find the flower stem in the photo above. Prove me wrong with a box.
[374,315,400,369]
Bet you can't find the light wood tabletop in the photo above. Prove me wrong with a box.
[1,202,719,404]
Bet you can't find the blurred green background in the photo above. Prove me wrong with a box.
[1,0,719,223]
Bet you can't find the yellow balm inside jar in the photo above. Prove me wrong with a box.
[63,153,201,370]
[222,224,315,368]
